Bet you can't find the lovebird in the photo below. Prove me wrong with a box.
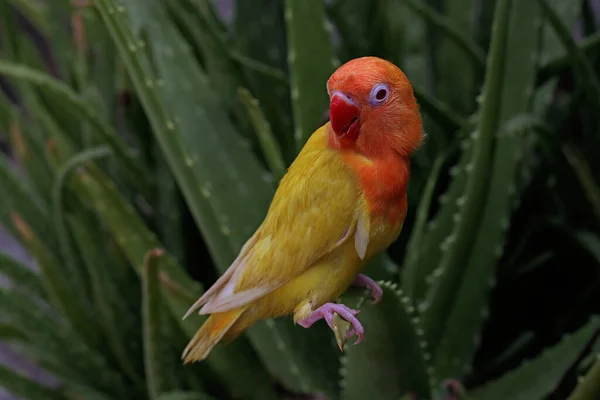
[181,56,423,363]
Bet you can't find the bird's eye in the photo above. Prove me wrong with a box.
[369,83,389,106]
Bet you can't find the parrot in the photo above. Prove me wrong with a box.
[181,56,423,363]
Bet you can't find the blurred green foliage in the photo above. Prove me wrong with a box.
[0,0,599,399]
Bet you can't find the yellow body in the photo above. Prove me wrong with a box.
[182,124,406,362]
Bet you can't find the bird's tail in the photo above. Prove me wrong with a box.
[181,307,246,364]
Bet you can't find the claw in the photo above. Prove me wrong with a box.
[352,274,383,304]
[297,303,364,351]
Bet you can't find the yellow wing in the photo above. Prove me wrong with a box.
[184,126,371,317]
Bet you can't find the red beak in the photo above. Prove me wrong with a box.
[329,93,360,138]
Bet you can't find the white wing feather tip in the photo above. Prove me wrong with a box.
[355,213,369,259]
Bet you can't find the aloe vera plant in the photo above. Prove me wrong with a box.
[0,0,599,399]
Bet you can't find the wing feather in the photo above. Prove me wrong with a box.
[196,128,370,315]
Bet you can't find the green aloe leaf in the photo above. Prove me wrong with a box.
[51,147,111,322]
[285,0,338,149]
[154,143,186,264]
[420,0,512,362]
[327,0,377,59]
[157,391,215,400]
[0,322,26,341]
[233,0,294,161]
[96,0,265,268]
[533,0,585,113]
[537,0,600,111]
[0,251,45,296]
[402,155,445,295]
[0,153,52,244]
[401,0,486,71]
[568,353,600,400]
[573,231,600,265]
[10,212,99,347]
[5,0,50,36]
[0,288,130,398]
[0,60,153,199]
[0,364,66,400]
[432,0,544,380]
[166,0,242,130]
[340,283,431,400]
[68,216,144,386]
[8,116,55,206]
[412,86,468,133]
[143,248,177,399]
[70,160,276,400]
[537,31,600,86]
[238,87,286,181]
[400,128,475,304]
[470,317,600,400]
[433,0,479,114]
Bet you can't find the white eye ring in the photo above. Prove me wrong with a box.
[369,83,389,106]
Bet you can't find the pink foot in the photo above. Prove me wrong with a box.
[352,274,383,304]
[297,303,364,345]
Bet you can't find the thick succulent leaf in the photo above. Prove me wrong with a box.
[420,0,512,359]
[469,317,600,400]
[402,0,485,72]
[78,5,118,123]
[141,251,206,395]
[284,0,338,149]
[537,31,600,86]
[568,353,600,400]
[0,322,26,341]
[400,130,474,304]
[166,0,240,118]
[97,0,268,265]
[537,0,600,112]
[0,154,51,244]
[0,251,45,296]
[402,155,445,295]
[433,0,479,114]
[326,0,377,59]
[432,0,543,380]
[70,163,277,400]
[10,213,99,347]
[5,0,50,36]
[533,0,584,112]
[0,60,152,198]
[51,147,110,322]
[412,86,468,134]
[67,217,144,385]
[8,116,54,206]
[153,143,185,263]
[238,87,286,180]
[233,0,294,160]
[536,0,585,66]
[0,288,130,398]
[340,284,432,400]
[573,231,600,265]
[143,249,178,398]
[157,391,215,400]
[0,364,66,400]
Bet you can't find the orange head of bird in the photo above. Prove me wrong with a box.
[326,56,423,158]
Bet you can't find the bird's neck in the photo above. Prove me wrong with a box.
[343,151,410,225]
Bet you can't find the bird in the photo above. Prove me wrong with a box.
[181,56,424,364]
